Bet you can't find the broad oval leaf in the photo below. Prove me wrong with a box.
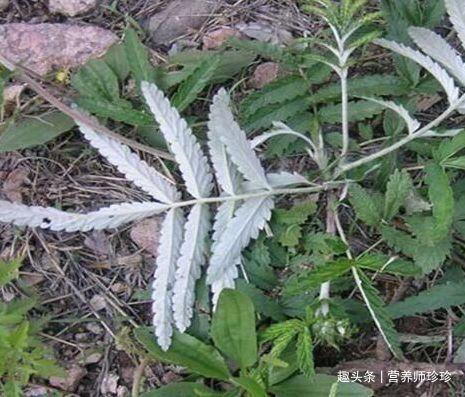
[140,382,213,397]
[269,374,373,397]
[135,326,231,380]
[211,289,257,369]
[0,112,74,152]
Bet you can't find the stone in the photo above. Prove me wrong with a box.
[49,365,87,392]
[0,23,117,76]
[249,62,282,88]
[143,0,221,45]
[202,27,242,49]
[49,0,98,17]
[0,0,9,12]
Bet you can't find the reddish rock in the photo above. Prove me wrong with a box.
[49,0,98,16]
[49,365,87,392]
[203,27,242,49]
[250,62,282,88]
[0,23,117,76]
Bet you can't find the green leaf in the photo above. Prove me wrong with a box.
[211,289,257,369]
[76,97,153,126]
[0,259,22,287]
[296,327,315,378]
[134,327,230,380]
[388,281,465,319]
[104,44,130,82]
[383,169,413,220]
[227,37,295,66]
[123,28,155,84]
[348,184,381,226]
[0,112,75,152]
[140,382,213,397]
[442,156,465,170]
[71,59,120,101]
[233,376,267,397]
[269,374,373,397]
[241,75,309,118]
[357,254,421,277]
[425,163,454,241]
[318,100,384,123]
[274,201,317,225]
[236,280,286,321]
[244,96,310,132]
[285,259,353,295]
[435,130,465,161]
[351,267,403,359]
[172,56,220,112]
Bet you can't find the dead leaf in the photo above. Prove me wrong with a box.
[2,167,29,203]
[84,230,110,257]
[130,217,162,256]
[236,22,293,44]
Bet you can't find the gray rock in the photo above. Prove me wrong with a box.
[0,23,117,76]
[49,0,98,17]
[0,0,8,12]
[143,0,221,45]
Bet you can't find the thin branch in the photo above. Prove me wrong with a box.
[0,53,174,162]
[336,95,465,176]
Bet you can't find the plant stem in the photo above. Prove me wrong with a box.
[340,68,349,158]
[336,95,465,176]
[318,192,337,316]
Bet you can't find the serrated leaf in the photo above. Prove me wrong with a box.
[209,89,270,189]
[207,197,274,284]
[172,56,220,112]
[124,29,155,84]
[445,0,465,50]
[172,204,210,332]
[0,259,22,287]
[274,201,317,225]
[0,200,168,232]
[0,112,75,152]
[152,208,185,351]
[241,75,309,118]
[76,97,153,126]
[384,169,413,220]
[211,289,257,368]
[375,39,459,104]
[388,281,465,318]
[435,130,465,161]
[77,122,178,203]
[362,97,420,134]
[425,163,454,241]
[135,327,230,380]
[349,184,381,226]
[409,27,465,86]
[318,100,385,123]
[352,267,403,359]
[71,59,120,101]
[296,327,315,378]
[227,37,295,65]
[141,82,213,199]
[236,280,286,321]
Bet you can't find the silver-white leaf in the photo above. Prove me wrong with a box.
[362,97,420,135]
[141,81,213,199]
[375,39,460,104]
[0,200,168,232]
[152,208,185,351]
[446,0,465,50]
[408,27,465,86]
[172,204,210,332]
[78,122,179,204]
[207,196,274,284]
[209,89,270,190]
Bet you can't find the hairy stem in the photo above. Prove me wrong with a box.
[340,68,350,158]
[318,192,337,316]
[336,95,465,176]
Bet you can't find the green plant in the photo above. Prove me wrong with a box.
[0,259,63,396]
[135,289,373,396]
